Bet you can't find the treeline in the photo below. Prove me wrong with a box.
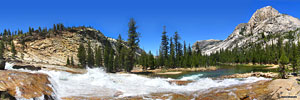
[209,37,299,78]
[137,26,215,70]
[0,29,17,59]
[76,18,140,73]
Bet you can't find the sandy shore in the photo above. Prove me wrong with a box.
[221,72,278,78]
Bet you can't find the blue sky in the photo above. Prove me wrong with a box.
[0,0,300,53]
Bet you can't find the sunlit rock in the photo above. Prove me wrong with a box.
[0,70,56,99]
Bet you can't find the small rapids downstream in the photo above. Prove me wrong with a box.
[4,63,270,100]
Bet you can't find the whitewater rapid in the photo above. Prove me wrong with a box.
[5,63,270,99]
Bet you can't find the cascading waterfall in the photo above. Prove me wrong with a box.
[5,63,270,99]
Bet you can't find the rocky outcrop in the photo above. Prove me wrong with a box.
[0,70,56,99]
[221,72,278,78]
[3,27,143,68]
[194,6,300,54]
[192,39,222,52]
[0,58,5,70]
[268,77,300,100]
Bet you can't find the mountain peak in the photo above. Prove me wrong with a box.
[248,6,280,25]
[196,6,300,55]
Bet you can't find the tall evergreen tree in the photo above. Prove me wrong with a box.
[120,47,128,70]
[95,46,103,67]
[148,51,155,69]
[104,43,111,71]
[169,37,175,68]
[140,51,148,70]
[11,41,16,58]
[71,56,74,66]
[160,26,169,67]
[173,31,182,67]
[53,24,57,32]
[28,27,32,36]
[77,43,86,68]
[187,44,192,67]
[87,41,94,67]
[66,56,70,65]
[38,27,42,32]
[115,34,123,71]
[279,47,289,79]
[0,40,4,59]
[126,18,140,72]
[108,47,115,72]
[291,43,298,73]
[182,41,187,68]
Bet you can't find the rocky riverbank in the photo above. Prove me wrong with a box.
[221,72,278,78]
[0,70,56,99]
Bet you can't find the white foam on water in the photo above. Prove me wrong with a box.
[180,74,203,80]
[5,63,271,99]
[5,62,14,70]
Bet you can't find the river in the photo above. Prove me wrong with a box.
[5,63,273,99]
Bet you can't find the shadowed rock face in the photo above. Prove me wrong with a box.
[0,91,16,100]
[0,58,5,70]
[0,70,56,99]
[12,64,42,71]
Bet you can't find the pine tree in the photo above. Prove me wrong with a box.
[3,29,7,42]
[158,50,164,67]
[66,56,70,65]
[87,41,94,67]
[182,41,187,68]
[126,18,140,72]
[53,24,57,32]
[28,27,32,36]
[77,43,86,68]
[115,34,123,71]
[187,44,192,67]
[120,47,128,70]
[108,47,115,72]
[104,43,111,71]
[56,24,60,31]
[71,56,74,66]
[11,41,16,58]
[141,51,148,70]
[38,27,42,32]
[95,46,103,67]
[59,23,65,31]
[279,47,289,79]
[291,43,298,73]
[148,51,155,69]
[174,31,182,67]
[169,37,175,68]
[0,40,4,59]
[160,26,169,67]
